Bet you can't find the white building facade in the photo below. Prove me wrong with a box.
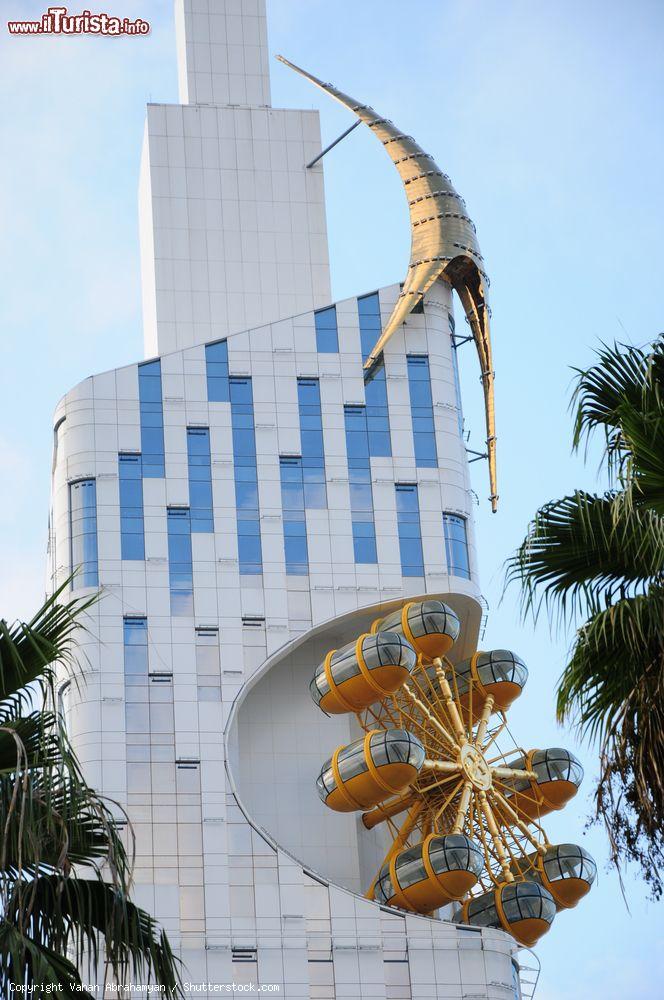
[48,2,525,996]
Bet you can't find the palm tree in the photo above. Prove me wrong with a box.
[507,335,664,898]
[0,586,182,994]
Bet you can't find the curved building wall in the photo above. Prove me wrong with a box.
[228,590,482,895]
[49,282,522,996]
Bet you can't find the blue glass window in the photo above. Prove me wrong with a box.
[297,378,327,508]
[396,484,425,577]
[443,513,471,580]
[206,339,229,402]
[69,479,98,587]
[344,405,377,564]
[187,428,214,532]
[167,507,194,615]
[407,355,438,468]
[230,376,262,575]
[123,616,148,681]
[358,292,391,457]
[119,454,145,560]
[314,306,339,353]
[138,360,165,478]
[280,457,309,575]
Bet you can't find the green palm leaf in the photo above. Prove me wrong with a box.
[0,581,93,718]
[5,876,181,993]
[507,490,664,621]
[0,590,182,994]
[510,332,664,897]
[571,340,649,454]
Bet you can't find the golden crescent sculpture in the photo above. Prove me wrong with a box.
[277,55,498,512]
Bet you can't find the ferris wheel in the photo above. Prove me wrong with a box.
[310,600,596,947]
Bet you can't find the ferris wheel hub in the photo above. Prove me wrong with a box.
[459,743,492,790]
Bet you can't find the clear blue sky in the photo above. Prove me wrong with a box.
[1,1,663,995]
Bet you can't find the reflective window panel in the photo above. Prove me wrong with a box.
[344,405,377,564]
[297,378,327,508]
[167,507,193,616]
[138,360,165,478]
[395,484,425,577]
[358,292,391,457]
[443,512,470,579]
[230,376,262,575]
[119,453,145,560]
[280,456,309,575]
[205,339,230,402]
[187,427,214,532]
[69,478,98,587]
[123,616,148,681]
[314,305,339,353]
[196,626,221,702]
[407,355,437,467]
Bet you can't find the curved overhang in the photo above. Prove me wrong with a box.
[277,56,498,512]
[224,591,483,892]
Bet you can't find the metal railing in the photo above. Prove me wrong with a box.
[518,948,541,999]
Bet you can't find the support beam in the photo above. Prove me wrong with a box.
[306,119,361,168]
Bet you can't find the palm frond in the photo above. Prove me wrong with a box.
[0,581,95,715]
[509,333,664,895]
[506,491,664,624]
[0,767,131,883]
[0,711,63,773]
[571,339,649,459]
[619,406,664,514]
[0,589,182,994]
[5,875,181,993]
[557,587,664,739]
[0,921,95,997]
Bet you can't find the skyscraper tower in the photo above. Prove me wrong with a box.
[48,1,530,995]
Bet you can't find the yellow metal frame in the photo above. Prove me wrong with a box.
[354,648,553,902]
[314,599,588,949]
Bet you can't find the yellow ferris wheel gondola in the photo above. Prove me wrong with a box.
[310,632,417,715]
[316,729,425,812]
[309,599,595,949]
[374,833,484,912]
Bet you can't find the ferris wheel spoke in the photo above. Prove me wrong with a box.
[474,693,495,747]
[417,772,464,795]
[392,703,454,756]
[365,800,425,900]
[491,765,537,781]
[412,659,449,714]
[443,653,476,735]
[450,779,474,834]
[488,785,550,851]
[477,790,513,883]
[361,790,418,830]
[431,659,467,743]
[402,683,458,748]
[420,775,463,827]
[407,668,461,742]
[501,826,537,879]
[472,798,496,877]
[480,714,508,755]
[489,774,542,821]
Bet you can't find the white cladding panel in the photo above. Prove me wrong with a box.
[175,0,272,108]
